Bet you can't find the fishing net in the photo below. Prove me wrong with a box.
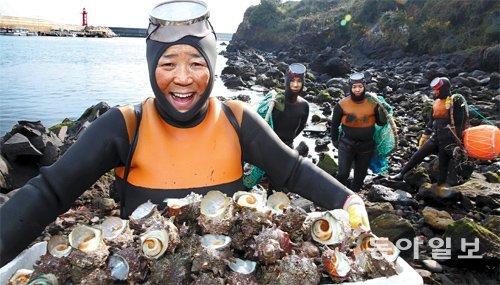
[242,91,281,188]
[367,94,396,174]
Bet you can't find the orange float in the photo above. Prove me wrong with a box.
[462,125,500,160]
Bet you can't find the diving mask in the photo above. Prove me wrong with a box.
[147,0,214,42]
[288,63,307,77]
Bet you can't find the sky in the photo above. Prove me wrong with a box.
[0,0,261,33]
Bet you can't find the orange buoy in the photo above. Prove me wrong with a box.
[462,125,500,160]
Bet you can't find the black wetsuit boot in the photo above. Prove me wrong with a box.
[397,137,438,178]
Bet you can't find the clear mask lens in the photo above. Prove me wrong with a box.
[148,0,213,42]
[150,0,209,26]
[289,63,306,75]
[430,77,443,89]
[349,72,365,81]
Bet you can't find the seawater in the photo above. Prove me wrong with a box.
[0,36,257,136]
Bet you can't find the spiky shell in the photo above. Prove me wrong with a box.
[31,254,71,284]
[296,241,321,259]
[322,247,351,278]
[191,235,233,276]
[128,201,166,234]
[266,192,291,214]
[47,235,71,258]
[254,228,295,265]
[309,210,350,245]
[276,206,308,242]
[225,271,259,285]
[8,269,33,285]
[198,191,236,235]
[108,247,147,282]
[264,255,320,285]
[66,224,109,283]
[77,267,112,285]
[190,272,225,285]
[99,217,134,250]
[164,192,202,226]
[353,246,398,278]
[145,251,191,285]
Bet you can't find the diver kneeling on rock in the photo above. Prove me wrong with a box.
[0,0,370,267]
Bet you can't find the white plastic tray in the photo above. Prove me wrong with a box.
[0,242,422,285]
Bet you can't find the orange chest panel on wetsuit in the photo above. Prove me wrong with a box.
[116,98,242,189]
[339,97,376,128]
[432,98,450,119]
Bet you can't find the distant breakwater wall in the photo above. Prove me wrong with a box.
[109,27,233,41]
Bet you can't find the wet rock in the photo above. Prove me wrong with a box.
[422,206,454,231]
[421,259,443,273]
[371,213,416,248]
[368,184,418,207]
[2,133,43,161]
[365,201,395,220]
[316,153,338,176]
[443,218,500,260]
[484,171,500,183]
[482,215,500,237]
[295,141,309,157]
[404,167,431,188]
[454,179,500,199]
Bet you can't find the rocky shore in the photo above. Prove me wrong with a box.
[0,43,499,284]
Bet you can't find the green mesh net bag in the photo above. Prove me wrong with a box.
[367,94,397,174]
[242,91,283,188]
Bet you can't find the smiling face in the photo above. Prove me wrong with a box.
[351,83,365,98]
[155,44,210,113]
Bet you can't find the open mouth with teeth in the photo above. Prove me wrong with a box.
[170,92,196,109]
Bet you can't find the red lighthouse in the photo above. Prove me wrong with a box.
[82,8,88,26]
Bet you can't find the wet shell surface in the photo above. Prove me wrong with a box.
[107,254,129,280]
[47,235,71,258]
[233,191,265,209]
[68,225,103,252]
[322,247,351,278]
[356,233,400,263]
[228,258,257,274]
[100,216,128,240]
[199,234,231,250]
[310,210,350,245]
[140,229,169,259]
[266,192,291,214]
[200,191,231,217]
[8,191,399,284]
[8,268,33,285]
[129,200,157,221]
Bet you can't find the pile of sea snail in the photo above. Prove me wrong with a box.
[8,189,400,285]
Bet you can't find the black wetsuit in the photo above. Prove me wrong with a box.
[272,95,309,148]
[399,96,466,184]
[0,96,353,266]
[331,96,386,192]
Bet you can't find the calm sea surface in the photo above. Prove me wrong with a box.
[0,36,257,136]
